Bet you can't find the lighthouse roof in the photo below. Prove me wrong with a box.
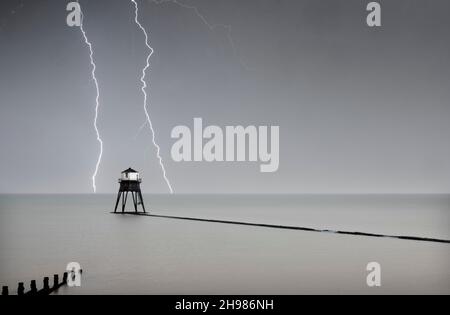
[122,167,138,174]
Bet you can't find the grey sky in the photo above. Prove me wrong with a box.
[0,0,449,193]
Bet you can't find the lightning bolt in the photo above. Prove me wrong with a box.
[78,4,103,193]
[134,0,247,137]
[131,0,174,194]
[149,0,247,69]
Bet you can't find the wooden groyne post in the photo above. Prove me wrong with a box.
[1,270,78,296]
[17,282,25,296]
[28,280,37,295]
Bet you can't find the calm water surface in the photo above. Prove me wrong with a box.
[0,194,449,294]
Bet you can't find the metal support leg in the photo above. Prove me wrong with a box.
[122,191,129,213]
[114,191,122,213]
[138,190,146,213]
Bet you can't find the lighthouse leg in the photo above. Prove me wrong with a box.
[114,191,122,213]
[122,191,129,213]
[138,190,146,213]
[132,192,138,212]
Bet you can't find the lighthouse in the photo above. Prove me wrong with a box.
[114,168,146,213]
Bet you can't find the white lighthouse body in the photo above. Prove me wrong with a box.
[120,168,140,181]
[122,172,139,181]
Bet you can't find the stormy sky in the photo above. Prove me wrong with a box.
[0,0,449,194]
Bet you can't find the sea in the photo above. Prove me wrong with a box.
[0,194,449,294]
